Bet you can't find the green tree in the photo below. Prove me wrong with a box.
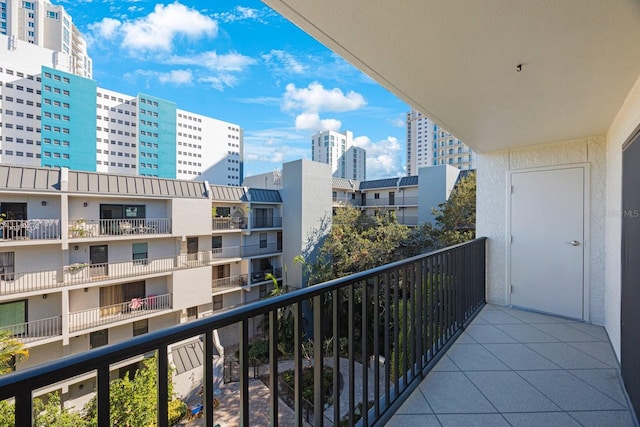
[33,392,88,427]
[84,356,183,426]
[407,171,476,254]
[0,330,29,374]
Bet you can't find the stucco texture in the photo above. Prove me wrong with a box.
[477,136,607,325]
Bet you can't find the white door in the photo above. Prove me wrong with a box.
[510,167,585,319]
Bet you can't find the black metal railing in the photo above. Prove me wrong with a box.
[251,216,282,228]
[0,238,485,427]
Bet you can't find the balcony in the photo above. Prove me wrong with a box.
[0,220,60,241]
[250,267,283,284]
[362,196,418,207]
[241,242,282,257]
[68,218,171,238]
[1,316,62,344]
[212,274,248,292]
[210,246,241,260]
[68,293,172,333]
[250,216,282,228]
[212,216,247,230]
[333,196,362,207]
[0,251,215,296]
[0,239,490,427]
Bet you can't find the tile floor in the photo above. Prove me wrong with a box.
[386,304,638,426]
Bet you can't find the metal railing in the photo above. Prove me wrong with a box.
[241,242,282,257]
[0,250,218,296]
[0,219,60,241]
[210,246,240,259]
[251,216,282,228]
[332,197,362,207]
[362,196,418,207]
[68,293,172,333]
[251,267,283,284]
[68,218,171,238]
[1,316,62,344]
[212,274,248,291]
[212,217,247,230]
[0,238,486,427]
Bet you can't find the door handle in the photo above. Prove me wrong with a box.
[567,240,580,246]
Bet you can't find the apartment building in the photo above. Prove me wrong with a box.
[310,129,366,180]
[1,0,91,78]
[0,33,243,185]
[0,164,290,406]
[406,107,476,175]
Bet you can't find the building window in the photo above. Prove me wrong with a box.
[259,233,267,248]
[132,243,148,265]
[374,193,380,199]
[186,306,198,321]
[133,319,148,336]
[0,252,15,281]
[89,329,108,349]
[212,236,222,249]
[212,296,223,311]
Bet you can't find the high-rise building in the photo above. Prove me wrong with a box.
[0,34,243,185]
[310,129,366,180]
[1,0,92,78]
[406,108,476,175]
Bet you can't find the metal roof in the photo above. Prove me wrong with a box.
[242,188,282,203]
[0,165,60,192]
[209,185,246,202]
[67,171,208,198]
[399,175,419,186]
[359,178,400,190]
[332,177,360,190]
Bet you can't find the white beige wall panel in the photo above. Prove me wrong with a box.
[18,341,63,370]
[144,276,168,297]
[68,287,98,313]
[605,73,640,358]
[171,198,211,237]
[148,312,178,332]
[476,137,607,326]
[28,292,62,320]
[107,324,131,345]
[170,267,211,311]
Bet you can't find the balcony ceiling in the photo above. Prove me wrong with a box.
[263,0,640,152]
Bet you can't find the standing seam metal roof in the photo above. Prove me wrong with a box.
[209,185,246,202]
[242,188,282,203]
[0,165,60,192]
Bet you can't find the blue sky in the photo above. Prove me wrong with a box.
[62,0,409,179]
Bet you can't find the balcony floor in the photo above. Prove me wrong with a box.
[387,304,637,426]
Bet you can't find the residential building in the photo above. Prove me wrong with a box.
[1,0,92,78]
[310,130,366,180]
[406,107,476,175]
[0,34,243,185]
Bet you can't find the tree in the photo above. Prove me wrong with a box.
[33,392,88,427]
[84,356,184,426]
[0,330,29,374]
[407,171,476,254]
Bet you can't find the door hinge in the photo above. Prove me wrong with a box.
[510,185,514,194]
[510,285,514,293]
[510,235,513,244]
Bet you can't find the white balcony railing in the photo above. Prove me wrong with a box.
[212,274,248,291]
[68,218,171,238]
[0,250,224,296]
[0,219,60,241]
[1,316,62,343]
[212,217,247,230]
[69,293,172,333]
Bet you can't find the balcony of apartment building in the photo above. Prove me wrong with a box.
[332,195,362,207]
[0,295,63,346]
[211,215,247,231]
[0,250,216,297]
[68,283,172,333]
[241,240,282,258]
[0,201,61,243]
[361,194,418,208]
[68,218,172,239]
[211,273,248,293]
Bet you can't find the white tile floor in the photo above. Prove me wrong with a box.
[386,304,638,426]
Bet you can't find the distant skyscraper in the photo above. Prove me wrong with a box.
[406,108,475,175]
[311,130,366,180]
[1,0,92,78]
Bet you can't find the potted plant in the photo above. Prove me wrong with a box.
[68,263,88,273]
[69,219,88,238]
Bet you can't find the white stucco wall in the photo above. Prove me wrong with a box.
[476,137,607,325]
[418,165,460,225]
[605,73,640,359]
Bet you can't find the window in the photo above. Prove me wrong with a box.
[211,236,222,249]
[132,243,148,265]
[389,191,395,205]
[212,296,223,311]
[186,306,198,321]
[259,233,267,248]
[374,193,380,199]
[90,329,108,349]
[132,319,148,336]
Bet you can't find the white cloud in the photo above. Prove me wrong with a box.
[213,6,273,24]
[294,113,342,132]
[198,74,239,91]
[90,2,217,52]
[157,69,193,85]
[353,136,405,178]
[89,17,121,39]
[262,50,308,74]
[167,51,256,72]
[283,82,366,113]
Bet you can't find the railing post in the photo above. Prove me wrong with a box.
[313,294,324,427]
[239,319,250,427]
[269,309,279,427]
[294,302,303,427]
[14,388,31,427]
[157,345,169,427]
[97,365,110,427]
[204,331,215,427]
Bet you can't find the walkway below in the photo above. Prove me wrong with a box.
[387,304,638,426]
